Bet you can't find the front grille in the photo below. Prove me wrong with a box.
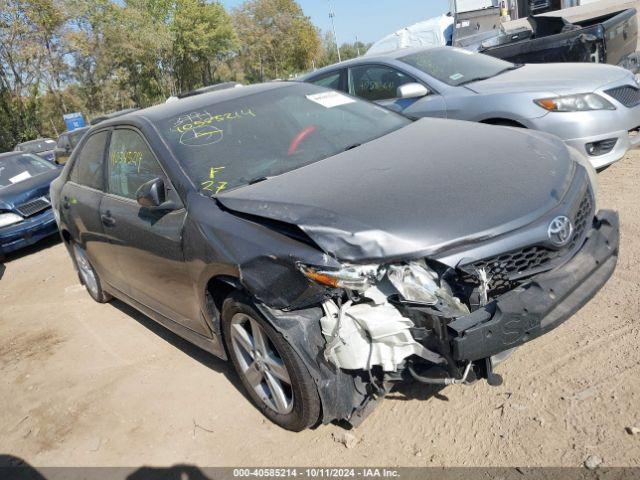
[466,190,594,295]
[604,85,640,108]
[15,196,51,217]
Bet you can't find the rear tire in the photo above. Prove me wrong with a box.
[222,292,321,431]
[72,243,111,303]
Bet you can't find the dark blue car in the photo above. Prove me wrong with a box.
[0,152,61,255]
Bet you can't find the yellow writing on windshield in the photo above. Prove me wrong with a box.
[210,166,225,179]
[201,180,228,195]
[173,109,256,134]
[111,151,143,173]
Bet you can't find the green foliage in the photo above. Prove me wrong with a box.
[316,31,371,68]
[233,0,322,82]
[0,0,338,152]
[171,0,238,92]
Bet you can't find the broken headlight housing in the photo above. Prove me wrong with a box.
[534,93,615,112]
[299,263,384,292]
[387,262,440,304]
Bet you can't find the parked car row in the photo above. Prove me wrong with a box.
[1,46,630,431]
[0,152,60,254]
[8,108,141,169]
[300,47,640,170]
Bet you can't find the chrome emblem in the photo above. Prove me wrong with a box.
[548,216,574,247]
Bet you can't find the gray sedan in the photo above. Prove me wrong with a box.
[300,47,640,169]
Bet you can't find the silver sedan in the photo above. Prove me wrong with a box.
[300,47,640,169]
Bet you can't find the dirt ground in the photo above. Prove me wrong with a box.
[1,151,639,469]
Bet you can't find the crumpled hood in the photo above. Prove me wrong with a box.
[0,169,60,210]
[465,63,631,95]
[218,119,575,262]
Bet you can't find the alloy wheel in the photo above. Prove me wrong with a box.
[230,313,294,415]
[74,245,99,298]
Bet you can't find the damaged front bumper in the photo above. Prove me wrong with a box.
[444,210,619,363]
[261,211,618,425]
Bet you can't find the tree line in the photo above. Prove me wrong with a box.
[0,0,371,152]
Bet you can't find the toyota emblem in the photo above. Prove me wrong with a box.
[548,216,574,247]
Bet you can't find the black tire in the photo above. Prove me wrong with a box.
[72,243,111,304]
[221,292,321,431]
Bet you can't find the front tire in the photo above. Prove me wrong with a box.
[72,243,111,303]
[222,293,321,431]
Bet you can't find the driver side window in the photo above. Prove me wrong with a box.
[107,129,164,200]
[349,65,415,101]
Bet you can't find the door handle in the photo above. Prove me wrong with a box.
[62,196,70,209]
[101,213,116,227]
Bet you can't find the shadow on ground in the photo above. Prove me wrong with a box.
[0,455,215,480]
[108,299,246,399]
[1,235,61,264]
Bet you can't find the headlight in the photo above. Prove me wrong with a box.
[0,212,24,228]
[299,263,382,292]
[387,262,439,304]
[534,93,615,112]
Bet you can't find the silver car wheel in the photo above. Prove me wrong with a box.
[73,244,99,297]
[230,313,294,415]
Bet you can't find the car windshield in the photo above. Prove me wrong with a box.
[16,139,56,153]
[0,154,56,189]
[156,83,411,195]
[401,48,517,87]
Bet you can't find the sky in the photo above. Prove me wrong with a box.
[219,0,451,43]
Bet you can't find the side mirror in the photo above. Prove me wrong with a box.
[397,83,429,99]
[136,177,171,209]
[53,148,67,165]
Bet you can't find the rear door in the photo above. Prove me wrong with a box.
[100,127,206,335]
[60,130,116,284]
[347,64,447,118]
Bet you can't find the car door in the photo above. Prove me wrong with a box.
[60,130,117,285]
[100,127,206,335]
[347,64,447,118]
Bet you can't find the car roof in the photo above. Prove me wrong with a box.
[16,138,55,146]
[0,151,26,159]
[299,46,451,80]
[177,82,242,99]
[95,82,292,127]
[60,127,90,138]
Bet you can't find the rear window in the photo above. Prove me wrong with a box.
[16,139,57,154]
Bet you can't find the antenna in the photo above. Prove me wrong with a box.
[328,0,341,62]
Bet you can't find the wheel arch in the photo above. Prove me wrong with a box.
[480,117,528,128]
[205,275,242,318]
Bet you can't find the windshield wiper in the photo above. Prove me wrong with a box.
[248,176,269,185]
[457,76,494,86]
[343,143,362,152]
[457,63,524,87]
